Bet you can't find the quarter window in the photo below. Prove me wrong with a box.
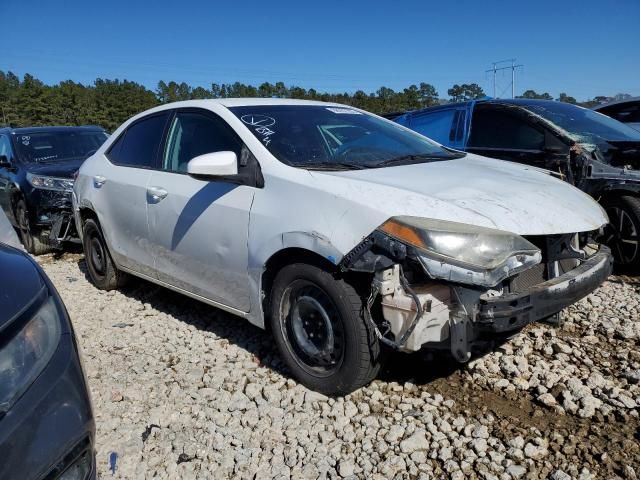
[469,108,545,150]
[410,110,457,145]
[163,111,242,172]
[107,113,169,168]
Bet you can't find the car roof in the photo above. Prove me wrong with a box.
[402,98,583,117]
[0,125,106,135]
[593,96,640,111]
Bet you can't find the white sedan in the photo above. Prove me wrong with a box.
[73,99,612,394]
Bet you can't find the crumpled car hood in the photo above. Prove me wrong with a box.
[313,154,608,236]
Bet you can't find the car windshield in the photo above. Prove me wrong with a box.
[14,131,109,163]
[521,102,640,144]
[228,105,464,169]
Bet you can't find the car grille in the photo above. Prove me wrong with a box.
[508,233,591,293]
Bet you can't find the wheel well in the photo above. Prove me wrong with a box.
[79,207,99,226]
[261,248,372,328]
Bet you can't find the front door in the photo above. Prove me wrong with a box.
[466,105,550,168]
[146,109,255,312]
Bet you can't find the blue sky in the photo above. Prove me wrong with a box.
[2,0,638,101]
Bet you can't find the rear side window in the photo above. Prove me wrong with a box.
[410,110,457,145]
[468,107,545,150]
[163,111,242,172]
[107,113,168,168]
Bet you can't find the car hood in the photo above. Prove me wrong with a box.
[0,244,45,330]
[25,158,85,178]
[311,154,608,236]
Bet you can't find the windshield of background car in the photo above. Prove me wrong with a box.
[14,131,109,163]
[228,105,464,169]
[522,102,640,143]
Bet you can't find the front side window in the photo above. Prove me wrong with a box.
[13,131,108,164]
[107,113,168,168]
[228,105,463,170]
[163,111,242,172]
[469,107,545,150]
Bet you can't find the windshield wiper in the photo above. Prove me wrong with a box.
[373,153,454,168]
[296,162,370,171]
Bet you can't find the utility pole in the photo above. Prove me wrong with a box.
[486,59,524,98]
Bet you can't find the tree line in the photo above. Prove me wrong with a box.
[0,70,630,132]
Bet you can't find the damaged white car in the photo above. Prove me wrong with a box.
[73,99,613,394]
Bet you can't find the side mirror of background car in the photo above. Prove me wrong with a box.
[0,154,11,168]
[187,151,238,178]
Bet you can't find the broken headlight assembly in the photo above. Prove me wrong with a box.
[27,172,74,192]
[0,295,62,415]
[378,216,541,287]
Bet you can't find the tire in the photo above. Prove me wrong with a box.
[82,218,126,290]
[15,200,51,255]
[269,263,382,395]
[601,195,640,272]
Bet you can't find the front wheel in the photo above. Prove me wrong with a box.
[602,195,640,272]
[270,263,382,395]
[15,200,51,255]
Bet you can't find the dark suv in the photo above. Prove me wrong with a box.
[392,99,640,270]
[0,126,109,254]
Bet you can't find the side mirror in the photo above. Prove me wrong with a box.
[187,151,238,178]
[0,154,10,168]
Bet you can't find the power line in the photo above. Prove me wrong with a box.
[486,59,523,98]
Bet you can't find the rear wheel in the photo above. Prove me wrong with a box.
[82,218,126,290]
[602,195,640,272]
[270,263,382,395]
[15,200,51,255]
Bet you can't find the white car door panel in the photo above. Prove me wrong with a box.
[147,172,254,311]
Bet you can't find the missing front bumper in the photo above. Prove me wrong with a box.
[476,246,613,333]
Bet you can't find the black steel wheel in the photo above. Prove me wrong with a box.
[270,263,382,395]
[82,218,126,290]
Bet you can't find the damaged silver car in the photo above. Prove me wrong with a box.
[73,99,612,394]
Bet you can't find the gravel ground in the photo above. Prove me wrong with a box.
[38,254,639,479]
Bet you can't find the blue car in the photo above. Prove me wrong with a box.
[391,99,640,270]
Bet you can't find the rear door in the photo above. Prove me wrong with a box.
[146,108,255,312]
[466,104,549,168]
[96,112,170,276]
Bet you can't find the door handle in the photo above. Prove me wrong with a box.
[93,175,106,188]
[147,186,168,203]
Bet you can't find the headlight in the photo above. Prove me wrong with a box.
[0,295,61,413]
[379,216,541,287]
[27,172,74,192]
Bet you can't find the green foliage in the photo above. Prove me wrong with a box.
[0,70,624,130]
[447,83,485,102]
[557,92,577,104]
[518,89,553,100]
[0,71,442,128]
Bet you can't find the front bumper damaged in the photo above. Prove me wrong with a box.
[368,246,612,361]
[476,246,613,333]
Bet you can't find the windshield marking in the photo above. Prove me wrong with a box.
[241,114,276,146]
